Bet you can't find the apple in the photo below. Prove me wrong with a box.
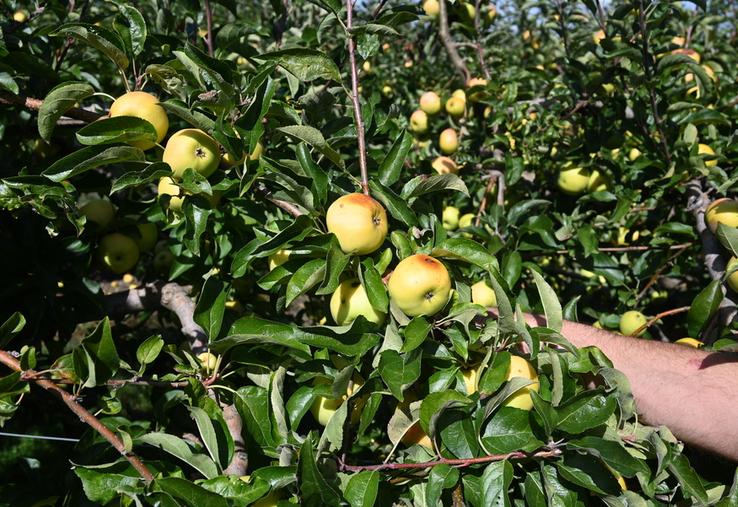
[445,96,466,118]
[462,368,477,394]
[628,148,641,161]
[461,2,476,20]
[330,279,385,325]
[726,256,738,292]
[452,89,466,101]
[382,85,393,96]
[442,206,460,230]
[80,197,115,230]
[557,165,590,195]
[222,139,264,167]
[13,10,28,22]
[109,91,169,151]
[310,376,365,426]
[388,254,452,317]
[400,420,434,450]
[326,193,388,255]
[671,36,685,46]
[471,280,497,307]
[157,177,185,212]
[431,156,458,175]
[197,352,218,371]
[419,91,442,115]
[705,198,738,232]
[458,213,474,229]
[163,129,221,179]
[439,128,459,154]
[675,338,704,348]
[409,109,429,134]
[619,310,647,336]
[268,249,291,270]
[362,61,372,73]
[466,77,487,101]
[133,223,157,252]
[587,170,610,192]
[99,233,140,274]
[487,4,497,20]
[592,29,605,45]
[698,143,717,167]
[503,356,540,410]
[251,492,281,507]
[671,48,701,63]
[422,0,440,17]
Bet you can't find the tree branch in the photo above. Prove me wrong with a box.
[0,350,155,483]
[0,92,103,123]
[345,0,370,195]
[203,0,215,57]
[630,306,691,337]
[472,0,490,80]
[438,0,471,83]
[475,170,504,226]
[253,183,305,217]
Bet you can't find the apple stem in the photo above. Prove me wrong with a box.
[344,0,370,196]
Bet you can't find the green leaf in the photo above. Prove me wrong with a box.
[668,454,709,504]
[556,391,617,434]
[402,174,469,199]
[298,434,342,506]
[530,269,562,332]
[75,116,158,146]
[432,238,497,270]
[567,437,648,478]
[316,240,350,295]
[369,180,419,227]
[480,460,513,507]
[425,465,459,505]
[716,223,738,258]
[136,335,163,366]
[37,81,95,142]
[194,278,228,342]
[419,390,473,436]
[687,279,723,338]
[110,162,170,193]
[74,461,143,504]
[359,259,389,313]
[51,23,129,70]
[43,146,145,182]
[0,312,25,348]
[114,3,147,55]
[234,386,277,448]
[278,125,344,170]
[286,259,327,306]
[344,471,379,507]
[154,477,229,507]
[296,143,329,207]
[482,407,542,454]
[190,406,223,470]
[379,130,412,186]
[260,48,341,82]
[80,317,119,387]
[556,453,619,495]
[524,470,547,507]
[138,432,219,479]
[378,349,421,400]
[401,316,431,353]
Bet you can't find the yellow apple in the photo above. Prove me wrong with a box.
[675,338,704,348]
[461,2,476,20]
[671,36,685,47]
[326,193,388,255]
[157,177,185,212]
[442,206,460,230]
[382,85,393,96]
[13,10,28,22]
[458,213,474,229]
[99,233,140,274]
[80,197,115,230]
[619,310,647,336]
[452,89,466,101]
[671,48,701,63]
[439,128,459,155]
[466,77,487,101]
[726,256,738,292]
[401,420,434,450]
[471,280,497,307]
[109,91,169,151]
[388,254,452,317]
[592,29,605,45]
[409,109,429,133]
[362,60,372,73]
[163,129,221,179]
[133,223,157,252]
[268,249,291,270]
[431,156,458,174]
[587,170,609,192]
[557,165,590,195]
[197,352,218,371]
[330,279,385,325]
[503,355,539,410]
[222,139,263,167]
[487,4,497,20]
[445,96,466,118]
[705,198,738,233]
[310,376,365,426]
[419,92,442,115]
[422,0,440,17]
[698,143,717,167]
[629,148,641,161]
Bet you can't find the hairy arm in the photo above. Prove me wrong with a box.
[527,315,738,461]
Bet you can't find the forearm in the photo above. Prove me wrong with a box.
[550,317,738,461]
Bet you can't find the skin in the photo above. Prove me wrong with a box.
[109,91,169,151]
[163,128,221,178]
[387,254,451,316]
[326,193,388,255]
[522,313,738,461]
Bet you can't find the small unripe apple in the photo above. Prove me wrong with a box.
[698,143,717,167]
[362,61,372,73]
[419,92,442,115]
[619,310,647,336]
[163,129,221,179]
[409,110,429,134]
[326,193,388,255]
[99,233,140,274]
[471,280,497,307]
[310,376,365,426]
[109,91,169,151]
[557,166,590,195]
[587,170,609,192]
[442,206,460,230]
[675,338,704,348]
[133,223,158,252]
[197,352,218,371]
[268,249,291,270]
[726,257,738,293]
[439,128,459,154]
[705,198,738,233]
[487,4,497,20]
[422,0,440,17]
[157,177,185,212]
[503,356,539,410]
[388,254,452,317]
[80,197,115,230]
[431,156,458,174]
[445,96,466,118]
[330,279,385,325]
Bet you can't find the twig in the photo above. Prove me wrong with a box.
[472,0,490,80]
[475,170,504,226]
[630,306,691,337]
[636,243,692,301]
[0,92,103,123]
[550,242,694,255]
[253,184,305,217]
[21,372,189,388]
[203,0,214,56]
[338,448,561,472]
[438,0,471,83]
[372,0,389,19]
[345,0,370,195]
[222,404,248,475]
[0,350,155,483]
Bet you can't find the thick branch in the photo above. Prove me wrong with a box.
[0,92,103,123]
[0,350,155,483]
[345,0,370,195]
[438,0,470,83]
[222,404,248,475]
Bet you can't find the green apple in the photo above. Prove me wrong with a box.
[163,128,221,179]
[388,254,451,316]
[99,233,140,274]
[409,109,429,134]
[619,310,647,336]
[726,257,738,292]
[419,91,442,115]
[557,165,590,195]
[80,197,115,230]
[471,280,497,307]
[133,223,157,252]
[197,352,218,371]
[310,376,365,426]
[442,206,460,230]
[153,241,175,273]
[330,279,385,325]
[458,213,475,229]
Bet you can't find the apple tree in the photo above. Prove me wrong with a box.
[0,0,737,505]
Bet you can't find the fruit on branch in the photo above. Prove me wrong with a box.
[422,0,440,17]
[99,233,140,274]
[109,91,169,151]
[705,198,738,233]
[442,206,460,230]
[326,193,388,255]
[452,89,466,101]
[503,356,539,410]
[675,338,704,348]
[133,223,158,252]
[698,143,717,168]
[460,2,476,21]
[388,254,452,317]
[431,156,458,174]
[409,109,429,134]
[458,213,474,229]
[487,4,497,20]
[381,85,393,96]
[587,170,610,192]
[163,129,221,179]
[362,61,372,73]
[419,92,442,115]
[400,420,434,450]
[557,164,590,195]
[726,257,738,292]
[466,77,487,101]
[153,241,174,272]
[310,376,365,426]
[330,279,385,325]
[439,128,459,154]
[619,310,647,336]
[471,280,497,307]
[13,10,28,22]
[445,96,466,118]
[222,140,263,167]
[197,352,219,371]
[592,29,606,45]
[79,196,115,230]
[268,249,291,270]
[157,177,185,212]
[629,148,642,161]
